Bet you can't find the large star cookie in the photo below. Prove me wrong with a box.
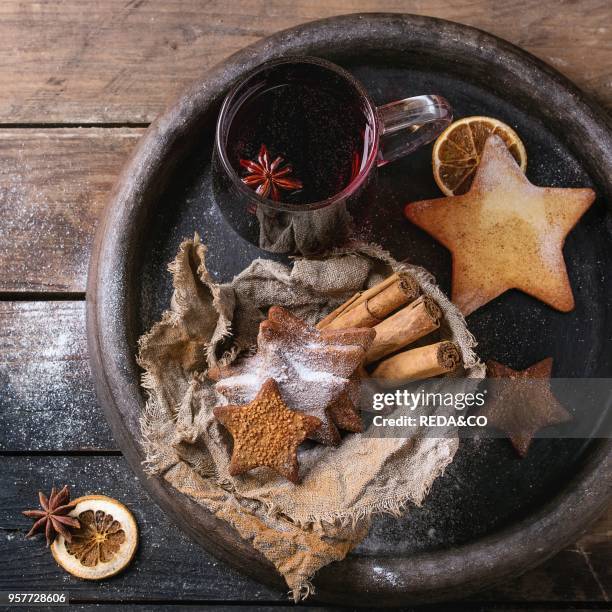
[481,358,571,457]
[214,379,321,483]
[211,306,375,445]
[405,135,595,315]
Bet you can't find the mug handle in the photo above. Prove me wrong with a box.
[376,95,452,166]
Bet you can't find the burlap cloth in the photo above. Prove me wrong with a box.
[138,234,484,599]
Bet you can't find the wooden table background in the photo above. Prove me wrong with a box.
[0,1,610,609]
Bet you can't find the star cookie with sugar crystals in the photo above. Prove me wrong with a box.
[405,135,595,315]
[481,358,571,457]
[214,378,321,483]
[211,306,374,446]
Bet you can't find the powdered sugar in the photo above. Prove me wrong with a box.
[215,307,374,444]
[217,335,348,414]
[0,301,113,450]
[291,361,342,383]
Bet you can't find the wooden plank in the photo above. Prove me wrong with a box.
[1,455,610,603]
[474,509,611,603]
[59,598,330,612]
[1,299,610,599]
[0,301,114,451]
[476,549,609,602]
[573,510,612,601]
[0,0,609,124]
[50,608,604,612]
[0,128,143,293]
[1,302,610,600]
[0,456,282,602]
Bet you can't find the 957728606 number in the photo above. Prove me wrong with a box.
[1,592,69,606]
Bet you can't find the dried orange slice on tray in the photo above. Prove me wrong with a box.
[432,116,527,195]
[51,495,138,580]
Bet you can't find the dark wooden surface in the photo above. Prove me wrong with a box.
[0,1,611,609]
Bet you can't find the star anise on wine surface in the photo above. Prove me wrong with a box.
[22,485,80,546]
[240,144,303,201]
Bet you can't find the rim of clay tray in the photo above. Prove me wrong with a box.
[87,13,612,605]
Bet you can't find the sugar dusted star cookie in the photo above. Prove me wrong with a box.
[212,306,374,446]
[405,135,595,315]
[213,378,321,483]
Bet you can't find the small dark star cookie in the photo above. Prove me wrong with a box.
[481,358,571,457]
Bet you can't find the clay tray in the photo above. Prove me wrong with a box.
[87,13,612,605]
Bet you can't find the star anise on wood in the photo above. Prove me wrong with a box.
[240,144,303,201]
[22,485,80,546]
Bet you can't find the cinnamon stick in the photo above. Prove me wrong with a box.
[324,273,421,330]
[371,341,461,383]
[317,272,419,330]
[365,295,442,364]
[316,291,361,329]
[346,272,418,313]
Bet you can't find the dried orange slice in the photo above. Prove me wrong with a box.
[50,495,138,580]
[432,116,527,196]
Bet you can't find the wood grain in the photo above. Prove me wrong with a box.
[1,455,608,603]
[0,4,610,604]
[0,128,143,293]
[0,301,114,451]
[0,1,609,124]
[0,298,609,599]
[0,456,281,602]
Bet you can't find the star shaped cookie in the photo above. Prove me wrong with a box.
[213,378,321,483]
[481,358,572,457]
[405,135,595,315]
[212,306,374,445]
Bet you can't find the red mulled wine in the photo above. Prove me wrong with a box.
[225,63,375,205]
[214,57,451,254]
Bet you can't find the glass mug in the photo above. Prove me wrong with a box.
[212,57,452,255]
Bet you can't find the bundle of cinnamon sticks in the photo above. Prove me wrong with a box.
[317,272,461,383]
